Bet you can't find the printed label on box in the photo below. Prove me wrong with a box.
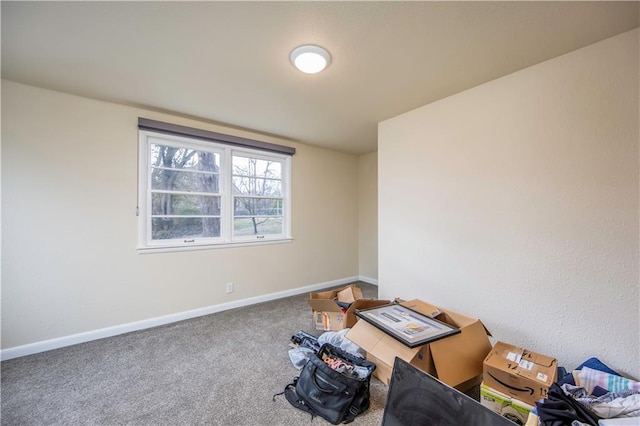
[507,352,522,363]
[519,360,534,371]
[537,372,548,382]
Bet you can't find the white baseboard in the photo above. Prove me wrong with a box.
[1,276,360,361]
[358,276,378,285]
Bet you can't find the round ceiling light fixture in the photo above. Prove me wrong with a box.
[290,45,331,74]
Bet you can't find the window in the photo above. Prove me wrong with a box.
[137,123,292,252]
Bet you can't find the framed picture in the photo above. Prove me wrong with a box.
[355,304,460,348]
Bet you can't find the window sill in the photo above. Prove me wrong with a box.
[137,238,293,254]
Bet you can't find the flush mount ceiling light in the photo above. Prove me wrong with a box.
[290,45,331,74]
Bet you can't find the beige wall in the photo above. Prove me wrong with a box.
[358,152,378,282]
[1,80,359,350]
[379,29,639,378]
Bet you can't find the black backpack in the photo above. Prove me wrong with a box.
[275,343,376,424]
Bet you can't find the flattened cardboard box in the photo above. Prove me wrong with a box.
[346,299,492,390]
[483,341,557,406]
[307,285,389,331]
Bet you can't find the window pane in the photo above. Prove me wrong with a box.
[151,193,221,216]
[152,217,221,240]
[232,176,281,196]
[233,217,283,236]
[232,155,281,179]
[151,143,220,172]
[234,197,282,216]
[151,168,220,193]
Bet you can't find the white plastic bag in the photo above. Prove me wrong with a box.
[317,329,365,358]
[288,347,316,369]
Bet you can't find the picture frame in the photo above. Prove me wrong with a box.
[355,303,461,348]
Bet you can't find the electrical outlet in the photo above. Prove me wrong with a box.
[226,282,234,293]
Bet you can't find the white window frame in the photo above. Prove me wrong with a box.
[137,130,292,253]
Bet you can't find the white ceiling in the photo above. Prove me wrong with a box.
[2,1,638,155]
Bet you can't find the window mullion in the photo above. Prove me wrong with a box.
[146,138,154,246]
[223,148,233,242]
[151,189,221,197]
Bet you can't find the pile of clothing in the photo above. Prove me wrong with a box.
[532,358,640,425]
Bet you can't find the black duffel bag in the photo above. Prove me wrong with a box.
[276,343,376,424]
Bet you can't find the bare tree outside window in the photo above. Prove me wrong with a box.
[232,155,284,236]
[150,144,221,240]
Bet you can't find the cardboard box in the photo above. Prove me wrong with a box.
[480,382,534,426]
[346,299,492,390]
[483,341,557,406]
[307,285,389,331]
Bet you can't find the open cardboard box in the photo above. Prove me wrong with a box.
[346,299,492,390]
[307,284,390,331]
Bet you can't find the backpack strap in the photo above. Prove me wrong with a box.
[273,377,317,422]
[341,402,362,424]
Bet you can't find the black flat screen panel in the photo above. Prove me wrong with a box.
[382,357,515,426]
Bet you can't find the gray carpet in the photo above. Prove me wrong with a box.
[1,282,387,425]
